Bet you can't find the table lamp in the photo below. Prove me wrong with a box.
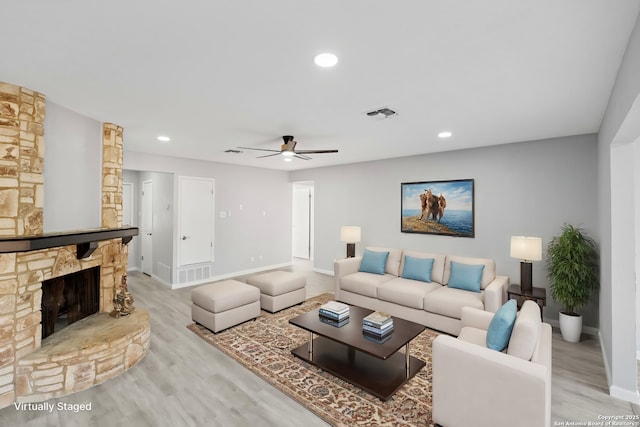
[510,236,542,293]
[340,226,361,258]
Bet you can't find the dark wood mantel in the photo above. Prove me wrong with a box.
[0,227,139,259]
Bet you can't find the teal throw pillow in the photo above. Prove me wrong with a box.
[359,249,389,275]
[486,300,518,351]
[401,256,434,283]
[448,261,484,292]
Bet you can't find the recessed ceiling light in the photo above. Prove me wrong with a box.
[157,136,171,142]
[314,53,338,68]
[438,131,452,138]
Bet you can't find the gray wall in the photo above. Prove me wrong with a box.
[43,101,102,232]
[597,10,640,402]
[123,151,292,282]
[291,134,599,327]
[122,169,140,271]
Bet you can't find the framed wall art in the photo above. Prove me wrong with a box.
[401,179,475,237]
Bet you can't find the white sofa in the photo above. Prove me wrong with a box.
[432,300,552,427]
[334,247,509,335]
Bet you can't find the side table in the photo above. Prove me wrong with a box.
[507,284,547,320]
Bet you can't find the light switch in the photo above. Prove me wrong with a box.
[219,211,227,219]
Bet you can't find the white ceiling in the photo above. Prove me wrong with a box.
[2,1,639,171]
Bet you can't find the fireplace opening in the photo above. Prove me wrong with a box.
[41,267,100,339]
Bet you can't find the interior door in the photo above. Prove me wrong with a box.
[141,180,153,276]
[292,186,311,259]
[179,176,214,266]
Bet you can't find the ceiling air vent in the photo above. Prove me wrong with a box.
[225,149,243,154]
[365,107,398,120]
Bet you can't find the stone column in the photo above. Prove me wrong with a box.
[102,124,123,229]
[0,82,45,237]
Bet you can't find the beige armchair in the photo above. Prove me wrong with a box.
[432,300,552,427]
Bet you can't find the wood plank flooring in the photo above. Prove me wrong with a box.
[0,260,637,426]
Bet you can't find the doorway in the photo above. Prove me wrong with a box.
[141,180,153,276]
[292,182,314,260]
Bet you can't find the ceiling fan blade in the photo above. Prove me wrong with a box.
[294,154,311,160]
[257,152,282,158]
[237,146,282,153]
[294,149,339,154]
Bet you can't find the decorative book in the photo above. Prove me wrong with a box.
[362,311,393,328]
[320,301,350,314]
[320,316,350,328]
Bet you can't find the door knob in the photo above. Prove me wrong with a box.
[146,233,152,236]
[182,235,191,240]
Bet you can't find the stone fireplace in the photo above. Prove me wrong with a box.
[0,82,149,408]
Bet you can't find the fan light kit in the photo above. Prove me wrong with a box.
[314,53,338,68]
[238,135,338,161]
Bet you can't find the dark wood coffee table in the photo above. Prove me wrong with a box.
[289,304,426,401]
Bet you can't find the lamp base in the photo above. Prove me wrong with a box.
[346,243,355,258]
[520,262,533,293]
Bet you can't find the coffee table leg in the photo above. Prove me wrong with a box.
[405,343,410,377]
[308,332,314,360]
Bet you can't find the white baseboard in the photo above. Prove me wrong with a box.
[313,267,334,276]
[610,385,640,404]
[127,266,140,273]
[599,331,613,391]
[150,273,172,288]
[170,262,293,289]
[545,319,599,336]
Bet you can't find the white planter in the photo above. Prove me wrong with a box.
[559,312,582,343]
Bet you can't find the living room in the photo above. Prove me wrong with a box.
[1,1,640,426]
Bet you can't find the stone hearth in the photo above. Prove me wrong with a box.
[0,81,149,408]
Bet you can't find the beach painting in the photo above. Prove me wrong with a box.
[401,179,475,237]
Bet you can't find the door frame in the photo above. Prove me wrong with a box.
[292,181,314,261]
[141,180,153,276]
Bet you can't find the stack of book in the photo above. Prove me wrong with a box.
[362,311,393,342]
[319,301,350,327]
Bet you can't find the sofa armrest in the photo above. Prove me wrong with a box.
[483,275,509,312]
[461,306,494,331]
[433,335,550,427]
[333,257,362,296]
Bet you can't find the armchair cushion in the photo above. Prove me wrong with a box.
[507,300,542,360]
[486,300,517,351]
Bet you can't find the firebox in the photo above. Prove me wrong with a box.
[41,267,100,339]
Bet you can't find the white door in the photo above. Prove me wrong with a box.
[122,182,138,271]
[179,176,214,266]
[292,186,311,259]
[141,181,153,276]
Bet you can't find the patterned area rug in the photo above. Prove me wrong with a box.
[187,293,440,427]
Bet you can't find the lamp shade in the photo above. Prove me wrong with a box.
[510,236,542,261]
[340,226,361,243]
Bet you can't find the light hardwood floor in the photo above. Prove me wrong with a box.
[0,260,638,426]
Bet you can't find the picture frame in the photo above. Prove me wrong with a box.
[401,179,475,237]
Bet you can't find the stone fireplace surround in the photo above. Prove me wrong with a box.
[0,81,150,408]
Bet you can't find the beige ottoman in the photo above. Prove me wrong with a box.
[191,280,260,333]
[247,271,306,313]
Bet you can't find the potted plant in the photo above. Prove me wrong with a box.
[546,224,599,342]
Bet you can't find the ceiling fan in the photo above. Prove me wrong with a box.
[239,135,338,160]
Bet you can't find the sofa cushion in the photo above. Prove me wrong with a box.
[423,286,484,319]
[400,251,447,284]
[377,278,441,309]
[447,261,484,292]
[507,300,542,360]
[340,272,394,298]
[367,246,403,276]
[401,255,435,283]
[486,300,517,351]
[444,255,496,290]
[359,249,389,275]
